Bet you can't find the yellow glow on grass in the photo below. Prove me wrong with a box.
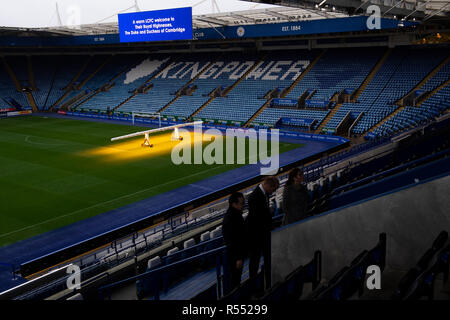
[81,131,219,162]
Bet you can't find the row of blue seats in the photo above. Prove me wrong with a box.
[373,84,450,137]
[285,47,383,102]
[0,57,30,108]
[307,233,386,300]
[136,226,223,299]
[392,231,450,300]
[324,48,448,134]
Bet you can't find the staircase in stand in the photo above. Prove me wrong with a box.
[243,51,326,128]
[367,106,405,132]
[26,93,38,111]
[351,48,391,102]
[50,56,92,111]
[396,55,450,106]
[281,49,326,98]
[417,77,450,107]
[314,103,343,134]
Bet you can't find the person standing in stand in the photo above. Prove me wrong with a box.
[282,168,309,226]
[222,192,247,291]
[246,176,279,289]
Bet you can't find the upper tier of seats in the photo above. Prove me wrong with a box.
[350,47,448,134]
[325,48,448,134]
[1,46,448,140]
[49,55,108,109]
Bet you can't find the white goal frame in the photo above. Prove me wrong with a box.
[131,111,161,127]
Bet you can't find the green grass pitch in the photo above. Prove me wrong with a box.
[0,116,303,247]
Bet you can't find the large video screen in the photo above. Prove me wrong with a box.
[118,7,193,43]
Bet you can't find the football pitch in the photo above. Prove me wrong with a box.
[0,116,303,247]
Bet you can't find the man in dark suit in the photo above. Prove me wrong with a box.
[246,176,279,289]
[222,192,246,291]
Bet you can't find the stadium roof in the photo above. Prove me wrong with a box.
[0,2,447,38]
[0,6,354,37]
[243,0,450,21]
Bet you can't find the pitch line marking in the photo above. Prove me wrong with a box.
[24,135,65,147]
[0,163,225,239]
[0,142,271,239]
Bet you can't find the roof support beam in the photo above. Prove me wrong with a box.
[263,9,294,21]
[195,16,230,26]
[229,13,257,23]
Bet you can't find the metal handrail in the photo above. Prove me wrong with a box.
[98,245,227,300]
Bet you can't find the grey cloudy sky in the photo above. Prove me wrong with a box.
[0,0,278,28]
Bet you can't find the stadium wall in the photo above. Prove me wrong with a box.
[0,17,416,47]
[271,172,450,285]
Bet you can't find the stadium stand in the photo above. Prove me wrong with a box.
[259,250,322,301]
[321,48,447,135]
[118,54,214,115]
[372,84,450,137]
[18,46,444,134]
[79,55,154,112]
[195,50,307,125]
[286,47,384,101]
[29,56,57,109]
[245,50,329,128]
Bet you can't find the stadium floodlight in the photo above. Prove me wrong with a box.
[131,111,161,127]
[111,121,202,147]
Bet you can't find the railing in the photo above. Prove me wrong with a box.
[348,112,364,136]
[98,245,227,300]
[301,135,392,182]
[10,209,226,300]
[332,147,450,196]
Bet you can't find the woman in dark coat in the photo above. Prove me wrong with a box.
[282,168,309,226]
